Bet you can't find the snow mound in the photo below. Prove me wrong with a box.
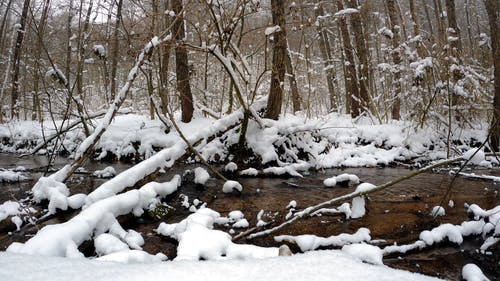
[342,243,383,265]
[224,162,238,172]
[431,206,445,217]
[156,208,277,260]
[96,250,167,264]
[194,167,210,185]
[222,180,243,193]
[93,166,116,178]
[462,264,490,281]
[0,169,28,182]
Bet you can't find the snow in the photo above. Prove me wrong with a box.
[32,176,71,214]
[240,168,258,176]
[224,162,238,172]
[0,201,21,221]
[419,224,463,245]
[264,25,281,36]
[96,250,167,264]
[274,228,371,252]
[462,264,490,281]
[94,233,129,256]
[0,250,442,281]
[7,176,181,257]
[194,167,210,185]
[342,243,383,265]
[93,166,116,178]
[222,180,243,193]
[334,8,359,16]
[431,206,445,217]
[156,208,277,261]
[0,169,28,182]
[462,149,486,165]
[286,200,297,209]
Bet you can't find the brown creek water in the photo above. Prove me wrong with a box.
[0,153,498,280]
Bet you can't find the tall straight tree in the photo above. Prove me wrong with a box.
[337,0,360,117]
[172,0,193,123]
[345,0,371,115]
[109,0,123,101]
[265,0,286,120]
[486,0,500,151]
[387,0,402,120]
[10,0,31,119]
[315,0,337,111]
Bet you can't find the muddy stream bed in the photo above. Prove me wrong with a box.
[0,153,498,280]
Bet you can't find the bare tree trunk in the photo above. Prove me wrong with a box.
[387,0,402,120]
[345,0,371,114]
[409,0,425,58]
[159,0,171,115]
[422,0,435,44]
[0,0,13,52]
[485,0,500,151]
[265,0,286,120]
[433,0,446,47]
[110,0,123,101]
[172,0,193,123]
[445,0,464,111]
[32,0,51,122]
[10,0,31,119]
[74,0,93,136]
[65,0,73,85]
[337,0,360,118]
[285,41,301,113]
[315,1,337,111]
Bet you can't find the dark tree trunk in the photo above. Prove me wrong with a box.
[110,0,123,101]
[387,0,402,120]
[315,1,337,111]
[265,0,286,120]
[172,0,193,123]
[337,0,360,118]
[285,43,301,113]
[345,0,371,114]
[485,0,500,151]
[11,0,31,119]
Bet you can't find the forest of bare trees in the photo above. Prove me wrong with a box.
[0,0,498,149]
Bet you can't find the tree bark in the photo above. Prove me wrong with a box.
[315,1,337,111]
[0,0,13,53]
[485,0,500,151]
[387,0,402,120]
[265,0,286,120]
[10,0,31,119]
[285,40,301,113]
[110,0,123,101]
[32,0,51,122]
[345,0,371,114]
[337,0,360,118]
[172,0,194,123]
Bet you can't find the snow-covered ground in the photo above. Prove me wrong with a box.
[0,250,441,281]
[0,112,491,168]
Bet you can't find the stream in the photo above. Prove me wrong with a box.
[0,153,498,280]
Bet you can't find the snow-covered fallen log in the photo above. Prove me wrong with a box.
[7,175,180,257]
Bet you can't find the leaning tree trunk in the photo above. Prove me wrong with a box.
[387,0,402,120]
[345,0,371,115]
[172,0,194,123]
[11,0,31,119]
[337,0,361,118]
[265,0,287,120]
[485,0,500,151]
